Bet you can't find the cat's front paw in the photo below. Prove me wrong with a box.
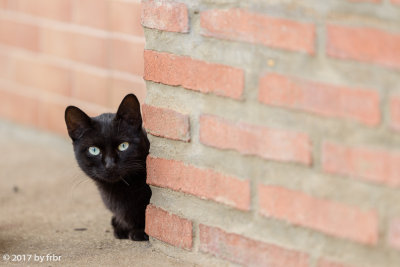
[111,216,129,239]
[113,228,129,239]
[129,229,149,241]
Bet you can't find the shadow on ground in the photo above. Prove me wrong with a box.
[0,120,193,266]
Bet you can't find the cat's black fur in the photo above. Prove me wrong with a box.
[64,94,151,241]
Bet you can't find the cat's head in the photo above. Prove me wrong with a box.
[64,94,149,183]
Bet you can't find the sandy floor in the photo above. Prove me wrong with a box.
[0,120,193,266]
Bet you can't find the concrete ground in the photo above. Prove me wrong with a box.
[0,120,194,266]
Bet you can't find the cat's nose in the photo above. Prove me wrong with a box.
[104,156,116,169]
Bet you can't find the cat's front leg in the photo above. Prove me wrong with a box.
[111,216,129,239]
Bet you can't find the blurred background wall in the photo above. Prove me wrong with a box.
[0,0,145,135]
[1,0,400,266]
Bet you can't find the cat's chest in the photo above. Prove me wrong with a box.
[95,181,151,216]
[98,185,132,212]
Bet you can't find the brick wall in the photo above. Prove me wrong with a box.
[0,0,145,135]
[2,0,400,266]
[142,0,400,266]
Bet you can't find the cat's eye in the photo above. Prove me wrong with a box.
[118,142,129,151]
[88,146,100,156]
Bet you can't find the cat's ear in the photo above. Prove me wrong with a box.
[65,106,92,141]
[115,94,142,130]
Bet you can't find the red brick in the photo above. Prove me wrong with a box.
[110,1,143,36]
[37,96,110,136]
[110,39,144,75]
[144,50,244,99]
[327,25,400,69]
[37,97,69,136]
[388,217,400,250]
[109,78,147,107]
[141,0,189,33]
[0,19,39,51]
[199,224,309,267]
[72,71,109,107]
[69,100,111,117]
[145,205,192,249]
[200,114,311,165]
[258,73,380,126]
[390,96,400,132]
[15,58,71,96]
[348,0,381,3]
[40,28,107,67]
[7,0,71,21]
[147,156,251,210]
[72,0,108,29]
[258,185,378,244]
[318,258,358,267]
[0,53,15,79]
[201,8,315,54]
[0,89,39,126]
[72,71,146,112]
[143,105,189,141]
[322,142,400,187]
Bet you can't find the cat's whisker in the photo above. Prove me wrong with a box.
[71,179,85,189]
[69,170,91,190]
[71,177,90,190]
[121,177,130,186]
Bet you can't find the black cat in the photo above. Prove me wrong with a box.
[64,94,151,241]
